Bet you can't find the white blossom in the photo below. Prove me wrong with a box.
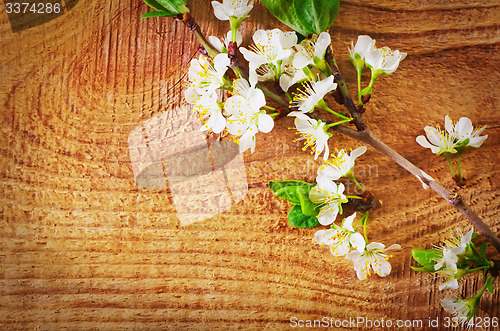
[317,146,367,182]
[442,296,475,329]
[445,115,488,148]
[416,124,458,155]
[211,0,254,21]
[309,180,348,225]
[184,90,226,133]
[365,45,406,76]
[346,242,401,280]
[434,228,473,272]
[224,78,273,153]
[293,32,331,70]
[291,76,337,113]
[348,35,376,70]
[187,54,230,95]
[239,29,297,86]
[314,213,366,256]
[289,112,331,161]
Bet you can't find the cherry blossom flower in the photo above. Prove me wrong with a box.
[293,32,331,70]
[278,48,309,92]
[445,115,488,148]
[187,91,226,134]
[308,180,348,225]
[291,76,337,113]
[239,29,297,86]
[416,124,458,155]
[434,228,473,272]
[317,146,367,182]
[441,296,476,329]
[187,53,230,95]
[288,112,331,161]
[211,0,254,21]
[346,242,401,280]
[224,78,273,153]
[314,213,366,256]
[364,45,407,77]
[348,35,375,71]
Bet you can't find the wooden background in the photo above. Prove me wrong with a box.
[1,0,499,329]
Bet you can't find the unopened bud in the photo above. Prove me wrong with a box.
[228,41,237,58]
[198,46,208,56]
[361,93,371,104]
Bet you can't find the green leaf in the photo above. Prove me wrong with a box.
[260,0,340,36]
[141,11,176,18]
[288,205,321,228]
[143,0,188,16]
[156,0,189,14]
[485,275,494,294]
[268,180,314,194]
[411,249,442,267]
[479,242,488,260]
[298,189,319,217]
[276,186,303,205]
[271,181,320,216]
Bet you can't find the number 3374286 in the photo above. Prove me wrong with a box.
[5,2,62,14]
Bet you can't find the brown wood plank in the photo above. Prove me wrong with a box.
[1,0,499,329]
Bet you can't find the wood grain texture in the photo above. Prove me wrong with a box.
[0,0,499,329]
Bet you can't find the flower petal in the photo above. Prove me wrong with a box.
[257,113,274,133]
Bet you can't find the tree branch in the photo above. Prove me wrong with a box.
[325,50,500,252]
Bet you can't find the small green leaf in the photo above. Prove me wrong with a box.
[156,0,189,14]
[485,275,494,294]
[288,205,321,228]
[411,249,442,267]
[298,189,319,216]
[141,11,176,18]
[276,186,303,205]
[260,0,340,36]
[142,0,188,17]
[479,242,488,260]
[269,180,314,194]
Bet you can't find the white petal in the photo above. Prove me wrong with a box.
[461,228,474,247]
[209,111,227,133]
[292,54,311,70]
[315,76,336,98]
[318,208,335,226]
[314,229,335,245]
[438,278,459,291]
[468,135,487,148]
[257,114,274,133]
[373,258,392,277]
[416,135,440,154]
[350,146,367,160]
[343,213,357,232]
[211,1,229,20]
[213,53,230,76]
[366,242,385,251]
[385,244,402,251]
[208,35,224,52]
[455,117,473,137]
[350,233,366,252]
[444,115,453,134]
[313,32,331,58]
[331,241,350,256]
